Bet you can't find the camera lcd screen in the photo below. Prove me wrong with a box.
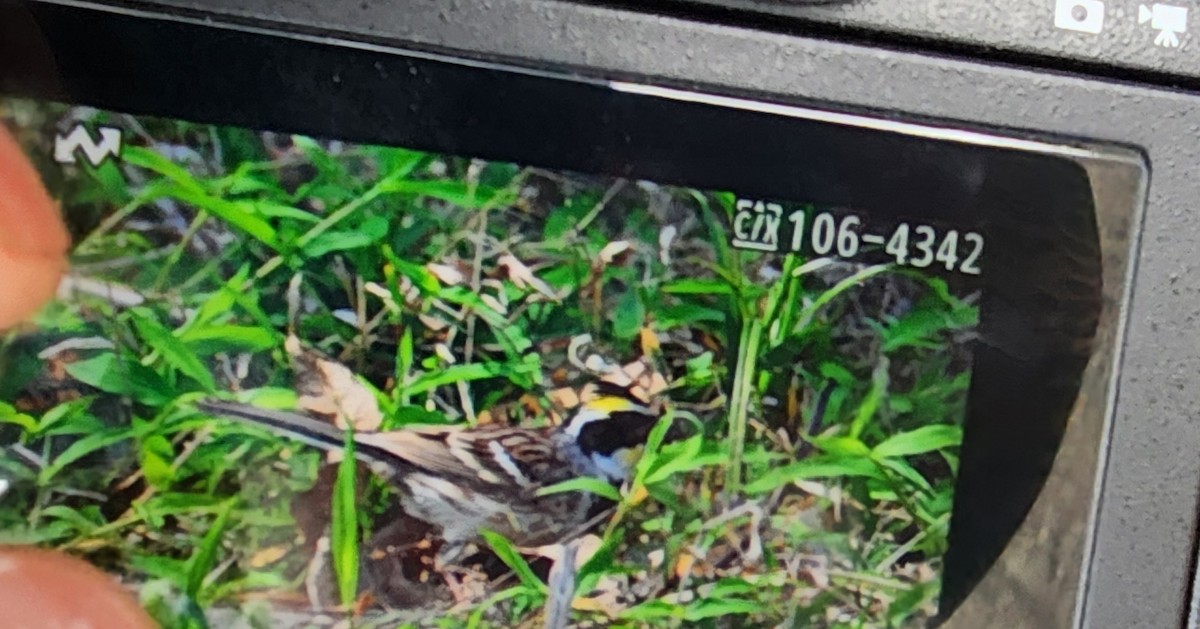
[0,3,1122,628]
[1,97,984,627]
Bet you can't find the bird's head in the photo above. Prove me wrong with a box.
[560,382,669,483]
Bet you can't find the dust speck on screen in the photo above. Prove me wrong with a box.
[0,100,980,628]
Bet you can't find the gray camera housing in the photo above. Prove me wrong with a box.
[26,1,1200,627]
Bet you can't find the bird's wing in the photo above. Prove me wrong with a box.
[359,426,479,481]
[360,424,568,492]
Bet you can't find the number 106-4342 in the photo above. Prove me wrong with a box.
[789,211,983,276]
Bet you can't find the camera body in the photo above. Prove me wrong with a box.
[3,2,1200,628]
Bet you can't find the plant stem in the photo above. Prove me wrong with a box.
[153,209,210,292]
[726,316,764,494]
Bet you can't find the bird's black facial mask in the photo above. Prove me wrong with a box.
[574,410,665,458]
[0,8,1110,625]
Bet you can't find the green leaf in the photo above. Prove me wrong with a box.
[888,581,938,626]
[395,326,414,406]
[686,351,714,375]
[383,247,441,295]
[536,477,621,502]
[682,598,761,621]
[237,387,299,409]
[813,435,871,458]
[0,404,36,433]
[439,287,535,357]
[301,216,388,257]
[186,499,235,599]
[877,456,933,494]
[140,493,228,516]
[0,522,77,545]
[376,179,510,210]
[818,362,854,386]
[180,325,277,354]
[612,290,645,340]
[872,425,963,459]
[131,310,216,391]
[481,530,547,594]
[131,554,191,589]
[407,362,530,396]
[64,353,172,406]
[880,309,953,352]
[543,209,577,241]
[656,303,726,328]
[941,450,960,477]
[360,215,389,239]
[80,159,132,205]
[372,147,428,180]
[248,201,320,223]
[34,398,94,435]
[644,434,706,485]
[221,175,277,197]
[631,411,681,490]
[123,146,205,195]
[849,357,889,439]
[794,263,891,333]
[303,231,375,257]
[190,265,251,329]
[399,327,414,369]
[331,426,360,607]
[39,426,133,484]
[620,600,676,621]
[662,278,734,295]
[743,455,885,494]
[40,505,103,534]
[158,182,280,250]
[139,433,176,488]
[384,405,449,428]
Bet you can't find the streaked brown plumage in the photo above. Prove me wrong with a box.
[197,384,661,560]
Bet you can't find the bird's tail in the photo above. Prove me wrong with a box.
[196,399,399,475]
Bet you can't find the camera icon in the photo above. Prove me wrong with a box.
[1055,0,1106,34]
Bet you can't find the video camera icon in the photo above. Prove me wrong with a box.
[1139,3,1188,49]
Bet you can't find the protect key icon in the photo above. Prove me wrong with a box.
[1139,3,1188,49]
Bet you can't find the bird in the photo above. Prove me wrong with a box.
[195,382,663,564]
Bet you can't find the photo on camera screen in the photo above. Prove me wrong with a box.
[0,100,981,628]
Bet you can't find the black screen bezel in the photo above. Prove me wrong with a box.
[0,1,1105,620]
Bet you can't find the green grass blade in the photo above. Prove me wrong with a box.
[481,529,547,594]
[743,455,886,495]
[38,426,134,485]
[849,357,890,440]
[536,477,622,503]
[331,426,360,608]
[130,310,216,391]
[793,263,891,333]
[185,498,235,600]
[872,425,963,459]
